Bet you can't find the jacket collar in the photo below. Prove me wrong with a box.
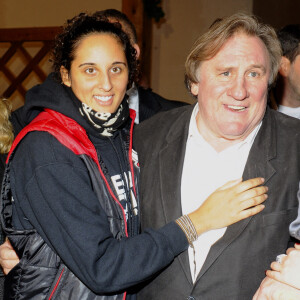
[158,104,195,284]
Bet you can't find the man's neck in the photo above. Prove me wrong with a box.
[277,81,300,108]
[195,116,248,153]
[279,95,300,108]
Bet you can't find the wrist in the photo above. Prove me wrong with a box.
[175,215,198,246]
[188,211,209,236]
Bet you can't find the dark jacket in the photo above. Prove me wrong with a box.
[134,105,300,299]
[2,108,138,299]
[137,86,188,123]
[0,106,29,300]
[1,74,188,299]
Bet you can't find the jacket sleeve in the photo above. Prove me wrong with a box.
[10,131,188,294]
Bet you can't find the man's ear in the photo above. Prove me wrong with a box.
[278,56,291,77]
[191,82,199,96]
[133,44,141,59]
[60,66,71,87]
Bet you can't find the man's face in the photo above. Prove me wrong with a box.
[287,54,300,103]
[191,33,271,147]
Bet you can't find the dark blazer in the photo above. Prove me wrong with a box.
[137,86,188,123]
[134,105,300,300]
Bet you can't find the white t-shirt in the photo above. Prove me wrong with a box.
[278,105,300,119]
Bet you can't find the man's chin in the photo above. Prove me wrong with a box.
[222,130,250,142]
[219,127,249,141]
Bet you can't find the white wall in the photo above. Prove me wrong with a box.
[0,0,122,27]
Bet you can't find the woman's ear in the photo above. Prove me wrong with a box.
[60,66,71,87]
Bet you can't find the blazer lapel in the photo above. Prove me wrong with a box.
[158,105,195,285]
[197,108,277,281]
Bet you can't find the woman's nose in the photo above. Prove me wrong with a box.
[98,73,112,91]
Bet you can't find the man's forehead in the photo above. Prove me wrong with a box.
[206,33,271,68]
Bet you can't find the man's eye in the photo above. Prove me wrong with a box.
[249,71,259,77]
[222,71,230,76]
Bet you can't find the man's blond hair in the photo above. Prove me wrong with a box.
[185,13,282,93]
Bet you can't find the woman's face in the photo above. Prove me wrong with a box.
[61,33,129,114]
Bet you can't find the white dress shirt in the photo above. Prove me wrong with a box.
[181,104,261,282]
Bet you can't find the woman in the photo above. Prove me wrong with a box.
[0,12,267,299]
[0,98,13,300]
[0,99,13,156]
[0,98,13,183]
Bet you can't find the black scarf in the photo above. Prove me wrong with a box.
[68,87,130,137]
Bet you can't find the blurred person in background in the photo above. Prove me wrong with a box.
[269,24,300,119]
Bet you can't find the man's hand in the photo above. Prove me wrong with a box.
[253,244,300,299]
[253,277,300,300]
[0,239,19,274]
[266,244,300,290]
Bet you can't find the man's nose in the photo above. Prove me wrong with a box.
[227,77,249,100]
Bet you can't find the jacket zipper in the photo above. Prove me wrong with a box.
[48,267,65,300]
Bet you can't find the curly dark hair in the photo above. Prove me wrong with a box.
[51,12,139,88]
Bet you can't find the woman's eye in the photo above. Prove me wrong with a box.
[111,67,121,74]
[85,68,96,74]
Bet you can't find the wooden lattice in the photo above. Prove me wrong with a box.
[0,27,61,108]
[0,3,151,109]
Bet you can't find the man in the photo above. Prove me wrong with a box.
[134,13,300,299]
[252,185,300,299]
[99,9,187,124]
[270,24,300,119]
[253,244,300,299]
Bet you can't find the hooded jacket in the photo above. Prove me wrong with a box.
[0,74,188,299]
